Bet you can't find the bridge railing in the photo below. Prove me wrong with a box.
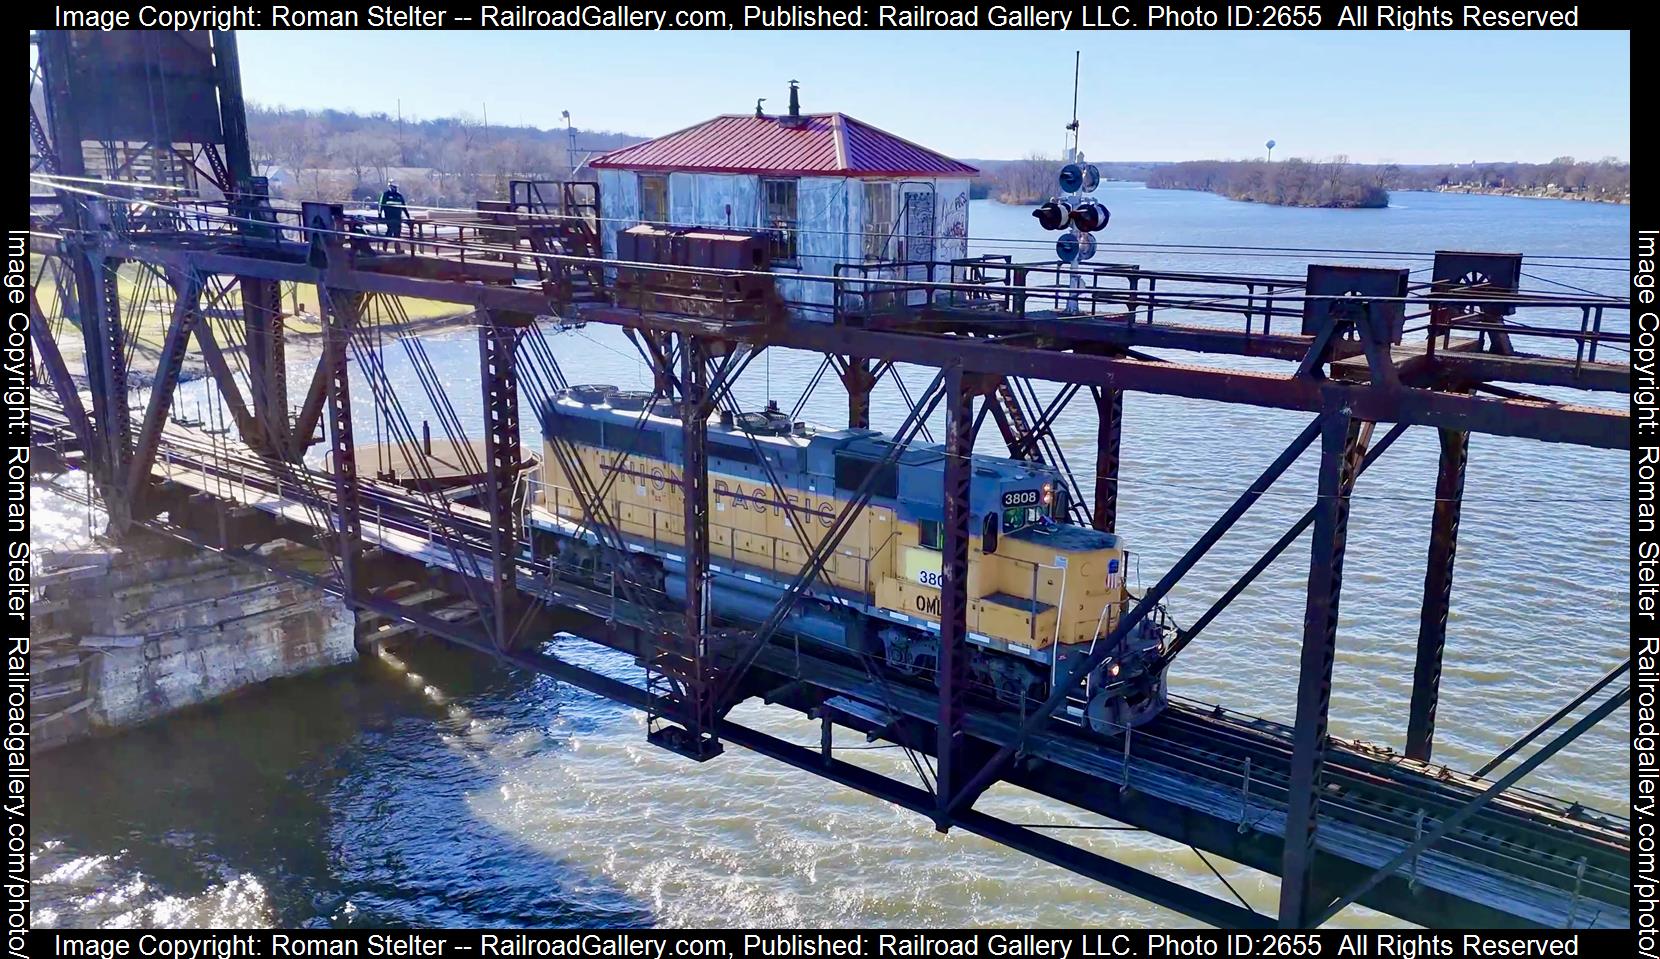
[55,185,1631,368]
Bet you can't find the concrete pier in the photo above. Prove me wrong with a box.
[31,533,356,750]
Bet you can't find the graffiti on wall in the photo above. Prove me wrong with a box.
[940,190,970,257]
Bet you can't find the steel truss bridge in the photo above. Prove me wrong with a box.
[27,30,1633,929]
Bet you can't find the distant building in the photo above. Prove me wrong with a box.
[590,84,978,320]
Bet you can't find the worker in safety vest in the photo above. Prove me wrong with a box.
[378,181,407,249]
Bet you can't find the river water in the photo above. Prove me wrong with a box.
[31,187,1630,928]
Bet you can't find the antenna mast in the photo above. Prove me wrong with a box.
[1066,50,1081,161]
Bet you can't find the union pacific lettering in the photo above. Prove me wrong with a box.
[592,454,839,528]
[711,477,835,528]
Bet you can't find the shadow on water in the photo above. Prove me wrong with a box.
[33,639,656,928]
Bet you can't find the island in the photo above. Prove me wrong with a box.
[1146,159,1388,209]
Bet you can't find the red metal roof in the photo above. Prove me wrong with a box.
[590,113,979,179]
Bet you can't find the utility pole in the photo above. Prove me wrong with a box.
[562,110,577,178]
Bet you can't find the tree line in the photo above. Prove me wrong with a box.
[1384,156,1629,202]
[975,154,1629,208]
[245,104,642,206]
[1145,158,1388,208]
[973,156,1163,203]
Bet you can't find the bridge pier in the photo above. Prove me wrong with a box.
[30,531,355,751]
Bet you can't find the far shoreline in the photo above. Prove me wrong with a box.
[986,184,1630,209]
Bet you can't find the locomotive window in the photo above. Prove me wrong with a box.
[1004,506,1048,531]
[638,175,668,225]
[833,453,898,498]
[607,426,664,460]
[919,519,943,551]
[982,513,999,554]
[713,441,762,466]
[549,415,604,447]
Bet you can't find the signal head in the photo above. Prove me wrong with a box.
[1071,200,1111,233]
[1032,198,1073,231]
[1055,233,1081,264]
[1081,164,1101,193]
[1058,163,1085,194]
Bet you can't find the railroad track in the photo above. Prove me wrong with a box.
[1144,705,1628,911]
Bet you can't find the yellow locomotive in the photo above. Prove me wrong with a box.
[527,384,1169,730]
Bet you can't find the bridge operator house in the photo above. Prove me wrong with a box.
[591,83,978,321]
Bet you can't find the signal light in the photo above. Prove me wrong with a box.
[1033,198,1072,231]
[1032,197,1111,237]
[1071,200,1110,232]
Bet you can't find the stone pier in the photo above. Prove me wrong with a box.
[31,532,356,750]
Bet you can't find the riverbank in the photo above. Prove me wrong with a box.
[1428,185,1629,204]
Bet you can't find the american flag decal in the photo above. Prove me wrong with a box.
[1105,557,1123,591]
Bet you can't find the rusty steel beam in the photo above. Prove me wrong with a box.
[479,313,526,651]
[776,324,1630,452]
[192,317,260,447]
[291,352,331,459]
[97,243,1628,450]
[27,287,93,458]
[841,356,877,430]
[936,364,977,823]
[241,276,290,453]
[324,290,364,598]
[1093,385,1124,534]
[67,252,131,498]
[1406,427,1469,762]
[125,273,204,517]
[1278,413,1372,928]
[671,333,719,756]
[210,32,253,189]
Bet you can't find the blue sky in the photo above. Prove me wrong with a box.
[237,31,1629,164]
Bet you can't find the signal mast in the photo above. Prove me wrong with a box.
[1031,51,1109,314]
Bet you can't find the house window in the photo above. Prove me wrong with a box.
[638,175,668,225]
[863,181,895,260]
[763,178,798,265]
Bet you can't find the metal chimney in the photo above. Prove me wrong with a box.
[788,80,800,118]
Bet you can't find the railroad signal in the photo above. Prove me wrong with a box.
[1035,162,1110,263]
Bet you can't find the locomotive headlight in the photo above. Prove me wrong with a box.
[1109,662,1121,677]
[1041,482,1053,505]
